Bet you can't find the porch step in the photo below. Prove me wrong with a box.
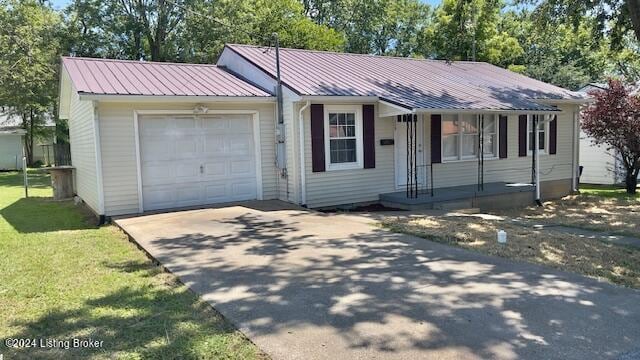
[379,182,535,211]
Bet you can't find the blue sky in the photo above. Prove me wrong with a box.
[49,0,443,10]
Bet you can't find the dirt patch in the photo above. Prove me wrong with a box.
[382,214,640,289]
[494,195,640,237]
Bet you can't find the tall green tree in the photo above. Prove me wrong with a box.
[303,0,430,55]
[525,0,640,47]
[0,0,62,164]
[420,0,523,66]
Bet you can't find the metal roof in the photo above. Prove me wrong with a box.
[62,57,272,97]
[225,44,587,111]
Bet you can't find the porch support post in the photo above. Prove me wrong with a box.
[534,115,542,205]
[477,114,485,191]
[405,113,418,199]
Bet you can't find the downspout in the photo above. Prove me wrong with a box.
[298,101,310,206]
[534,115,542,206]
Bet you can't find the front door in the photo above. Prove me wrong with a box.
[395,115,425,188]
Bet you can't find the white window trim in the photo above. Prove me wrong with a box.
[527,115,548,156]
[324,105,364,171]
[441,114,499,163]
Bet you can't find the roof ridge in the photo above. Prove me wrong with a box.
[226,43,489,65]
[62,56,219,68]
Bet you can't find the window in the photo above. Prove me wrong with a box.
[442,114,498,161]
[324,106,363,170]
[528,115,546,154]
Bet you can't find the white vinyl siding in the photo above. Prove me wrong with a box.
[68,91,100,214]
[426,105,578,189]
[298,103,577,209]
[0,134,23,170]
[579,129,621,185]
[98,102,277,216]
[301,103,395,208]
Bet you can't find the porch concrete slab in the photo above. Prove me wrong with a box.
[115,201,640,360]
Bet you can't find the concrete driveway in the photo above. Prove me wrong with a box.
[115,201,640,360]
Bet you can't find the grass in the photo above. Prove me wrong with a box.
[383,214,640,289]
[0,171,265,360]
[497,193,640,238]
[382,188,640,289]
[579,184,640,199]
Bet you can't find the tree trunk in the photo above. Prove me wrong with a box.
[627,0,640,43]
[625,168,638,194]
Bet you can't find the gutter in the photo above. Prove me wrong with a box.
[78,94,276,103]
[298,101,311,206]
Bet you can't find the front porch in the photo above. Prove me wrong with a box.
[380,182,535,210]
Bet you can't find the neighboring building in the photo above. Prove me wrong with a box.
[0,110,56,168]
[578,83,639,185]
[0,112,25,170]
[58,45,587,219]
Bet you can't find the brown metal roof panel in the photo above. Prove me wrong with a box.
[62,57,272,97]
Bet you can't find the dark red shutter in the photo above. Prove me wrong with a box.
[311,104,325,172]
[363,104,375,168]
[518,114,527,157]
[499,115,508,158]
[431,114,442,164]
[549,115,557,155]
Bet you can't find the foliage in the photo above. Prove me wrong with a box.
[303,0,430,55]
[524,0,640,47]
[0,0,63,164]
[582,78,640,193]
[65,0,344,63]
[420,0,524,66]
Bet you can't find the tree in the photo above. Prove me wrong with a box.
[420,0,523,66]
[582,79,640,193]
[64,0,188,61]
[304,0,429,56]
[0,0,62,164]
[525,0,640,47]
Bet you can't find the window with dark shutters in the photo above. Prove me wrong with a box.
[549,115,557,155]
[499,115,508,158]
[310,104,325,172]
[363,104,375,168]
[518,114,527,157]
[431,114,442,164]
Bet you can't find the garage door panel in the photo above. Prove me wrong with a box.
[228,118,252,132]
[204,135,225,154]
[175,161,201,180]
[203,161,227,177]
[141,163,173,186]
[139,114,258,211]
[227,136,253,154]
[232,182,258,199]
[176,184,202,204]
[142,139,171,160]
[174,116,198,129]
[203,117,228,130]
[143,185,177,209]
[230,160,253,176]
[174,137,200,159]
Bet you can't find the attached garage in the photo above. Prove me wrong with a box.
[138,112,261,211]
[58,56,276,218]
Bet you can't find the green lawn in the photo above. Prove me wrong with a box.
[580,183,640,199]
[0,171,264,360]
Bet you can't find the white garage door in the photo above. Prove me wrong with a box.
[139,114,258,211]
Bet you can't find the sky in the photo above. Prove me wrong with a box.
[49,0,444,10]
